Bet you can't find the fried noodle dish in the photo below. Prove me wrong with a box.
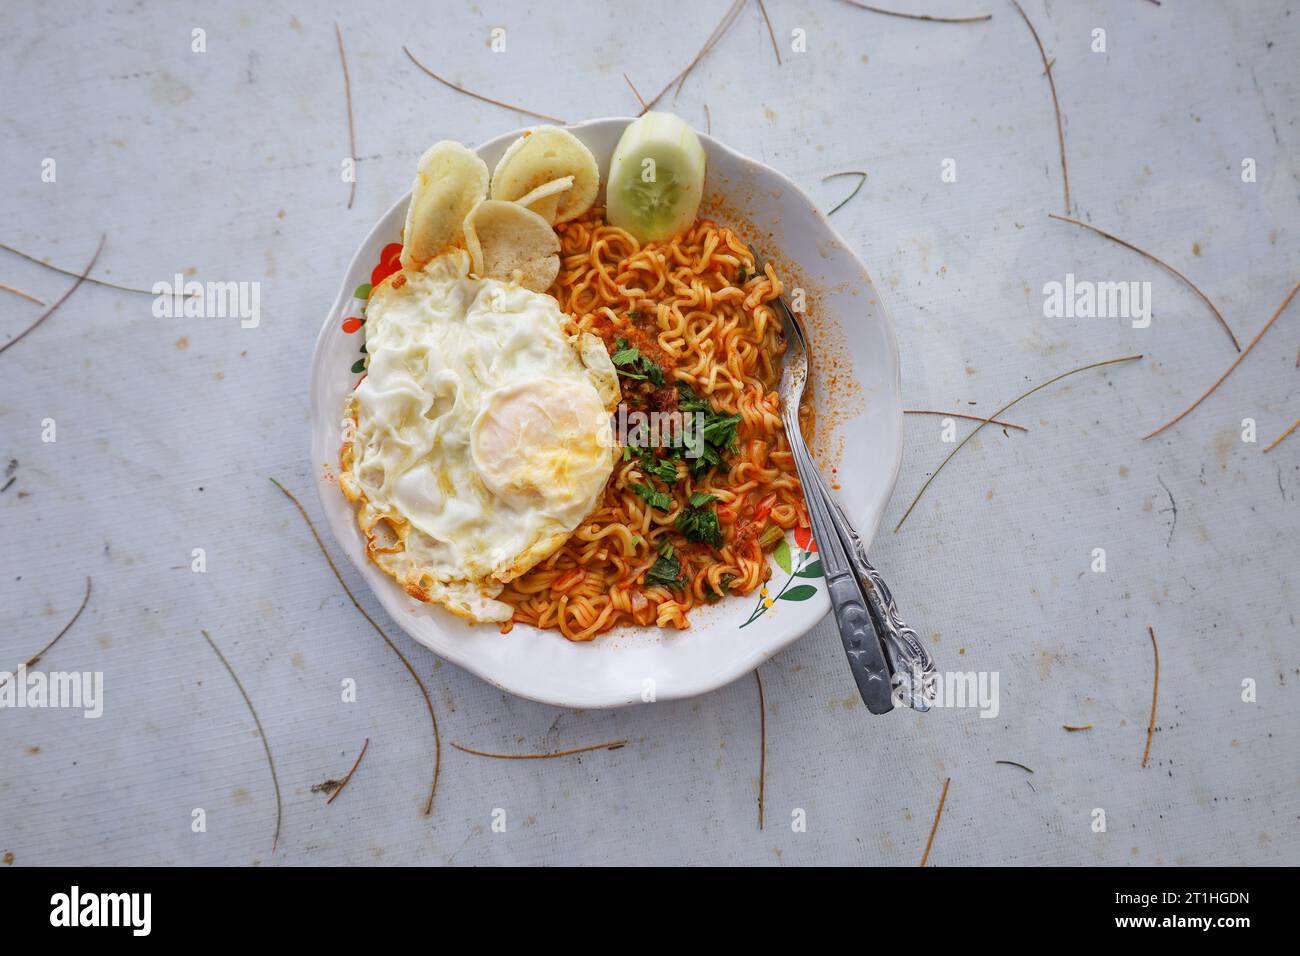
[499,211,810,640]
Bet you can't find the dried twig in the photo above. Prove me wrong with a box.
[0,236,104,357]
[995,759,1034,773]
[823,171,868,216]
[0,239,171,297]
[451,740,626,760]
[623,72,647,112]
[0,281,44,306]
[1011,0,1070,215]
[326,738,369,805]
[1048,213,1240,352]
[919,777,950,867]
[0,577,92,689]
[839,0,991,23]
[1144,281,1300,440]
[905,409,1028,432]
[642,0,747,114]
[402,46,565,124]
[894,354,1143,532]
[704,104,713,135]
[757,0,782,64]
[335,23,358,210]
[1141,626,1159,768]
[269,478,441,815]
[754,668,767,830]
[1263,418,1300,453]
[677,0,747,100]
[199,629,282,853]
[1062,724,1093,732]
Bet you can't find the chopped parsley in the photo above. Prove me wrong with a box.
[632,446,679,483]
[610,344,640,366]
[705,573,736,602]
[673,383,743,476]
[645,552,684,589]
[701,412,742,452]
[611,338,665,386]
[675,495,724,548]
[681,435,724,475]
[630,483,673,512]
[677,384,711,415]
[619,376,747,572]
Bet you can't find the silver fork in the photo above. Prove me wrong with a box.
[768,278,936,714]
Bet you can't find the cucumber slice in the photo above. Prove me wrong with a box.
[606,112,707,243]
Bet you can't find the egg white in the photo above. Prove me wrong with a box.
[341,251,619,622]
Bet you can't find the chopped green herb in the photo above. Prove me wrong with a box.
[704,573,736,602]
[610,337,665,386]
[702,412,742,453]
[688,491,719,508]
[645,552,683,589]
[677,383,711,414]
[630,483,673,512]
[675,501,724,548]
[674,383,745,476]
[647,459,679,483]
[636,449,679,483]
[688,443,723,476]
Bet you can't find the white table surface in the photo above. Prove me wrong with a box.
[1,0,1296,866]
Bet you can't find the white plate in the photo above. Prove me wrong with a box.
[309,117,902,708]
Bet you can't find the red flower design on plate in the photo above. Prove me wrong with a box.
[341,316,363,334]
[794,526,817,554]
[370,242,403,287]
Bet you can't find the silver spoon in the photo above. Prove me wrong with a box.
[768,277,935,713]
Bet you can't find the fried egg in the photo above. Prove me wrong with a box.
[340,251,619,622]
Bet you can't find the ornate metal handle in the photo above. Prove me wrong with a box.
[823,571,896,714]
[784,428,895,714]
[828,501,935,712]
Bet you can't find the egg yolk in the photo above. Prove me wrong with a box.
[470,380,611,509]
